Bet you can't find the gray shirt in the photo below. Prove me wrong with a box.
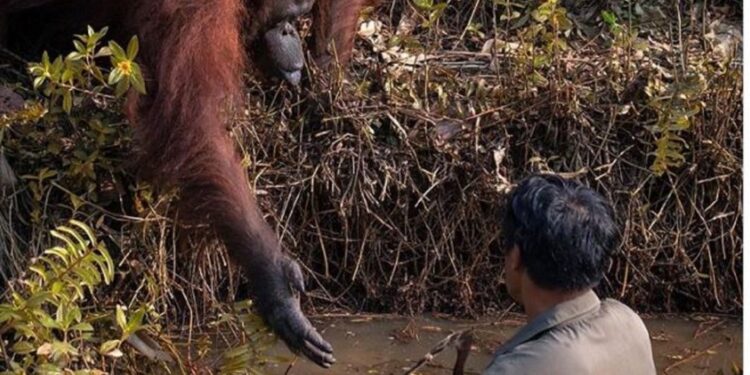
[483,291,656,375]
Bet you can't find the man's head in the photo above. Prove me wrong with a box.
[501,174,619,302]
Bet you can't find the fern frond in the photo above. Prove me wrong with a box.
[33,222,113,301]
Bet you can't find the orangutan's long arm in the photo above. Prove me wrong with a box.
[124,0,334,367]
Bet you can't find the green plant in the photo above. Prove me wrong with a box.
[0,220,147,374]
[29,26,145,114]
[601,10,647,56]
[2,26,142,226]
[601,10,626,41]
[529,0,572,58]
[646,73,707,176]
[412,0,447,28]
[214,300,284,374]
[512,0,573,86]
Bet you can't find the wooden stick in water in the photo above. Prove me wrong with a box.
[403,329,474,375]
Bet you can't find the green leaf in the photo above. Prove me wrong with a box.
[94,46,112,58]
[99,246,115,282]
[44,246,71,266]
[533,55,551,68]
[108,68,124,86]
[29,264,49,282]
[127,36,139,59]
[66,51,84,62]
[50,340,79,361]
[70,282,85,300]
[114,78,130,97]
[61,68,74,83]
[40,168,58,180]
[29,64,44,75]
[26,291,53,308]
[74,267,98,290]
[73,40,86,54]
[50,228,76,253]
[40,312,61,330]
[99,339,120,355]
[116,306,127,331]
[56,225,90,256]
[412,0,434,11]
[51,56,64,78]
[108,41,127,61]
[125,308,146,335]
[69,220,96,248]
[63,305,82,327]
[71,322,94,332]
[40,257,63,277]
[601,10,617,27]
[130,63,147,94]
[11,341,35,355]
[33,76,46,89]
[62,90,73,114]
[427,3,447,25]
[530,70,549,86]
[532,0,556,22]
[70,194,84,210]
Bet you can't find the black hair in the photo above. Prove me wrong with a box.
[502,173,619,291]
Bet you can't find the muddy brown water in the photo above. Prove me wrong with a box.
[263,314,741,375]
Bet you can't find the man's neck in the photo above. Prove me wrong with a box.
[521,275,591,321]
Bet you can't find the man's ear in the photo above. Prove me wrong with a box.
[507,245,523,271]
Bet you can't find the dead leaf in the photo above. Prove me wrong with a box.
[434,119,463,145]
[105,348,124,358]
[36,343,52,356]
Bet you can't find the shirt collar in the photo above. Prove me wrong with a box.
[494,290,601,356]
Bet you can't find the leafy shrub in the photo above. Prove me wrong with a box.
[28,26,145,113]
[646,73,707,176]
[2,26,143,226]
[0,220,145,374]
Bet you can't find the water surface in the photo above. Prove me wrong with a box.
[264,314,742,374]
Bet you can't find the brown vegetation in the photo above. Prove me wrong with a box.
[0,0,742,334]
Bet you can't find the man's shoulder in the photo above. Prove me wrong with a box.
[599,298,650,333]
[483,298,656,375]
[484,342,584,375]
[600,297,640,314]
[556,297,651,347]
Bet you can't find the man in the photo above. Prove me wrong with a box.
[484,174,656,375]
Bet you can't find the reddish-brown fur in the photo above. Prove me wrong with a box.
[122,1,266,263]
[312,0,381,67]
